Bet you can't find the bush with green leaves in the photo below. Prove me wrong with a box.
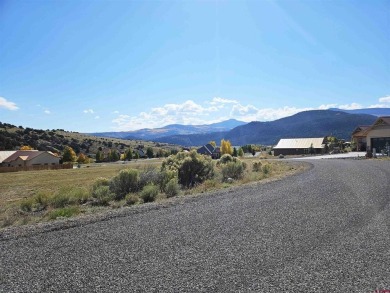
[219,154,234,164]
[217,154,243,167]
[90,177,114,205]
[162,150,214,188]
[221,161,245,180]
[165,178,180,198]
[140,184,159,203]
[109,168,140,200]
[158,169,178,192]
[48,206,80,220]
[92,177,110,192]
[92,185,114,206]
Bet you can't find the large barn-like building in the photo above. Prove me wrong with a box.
[273,137,327,156]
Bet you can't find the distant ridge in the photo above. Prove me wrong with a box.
[157,110,377,146]
[329,108,390,117]
[90,119,246,141]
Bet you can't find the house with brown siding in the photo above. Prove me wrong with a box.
[351,126,370,151]
[352,116,390,153]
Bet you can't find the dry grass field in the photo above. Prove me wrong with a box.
[0,157,306,229]
[0,160,162,202]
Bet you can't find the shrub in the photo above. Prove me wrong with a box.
[165,178,180,198]
[221,161,245,180]
[139,166,160,189]
[20,192,50,212]
[162,151,214,188]
[125,194,140,205]
[50,192,70,208]
[55,186,90,205]
[92,177,110,192]
[262,164,271,175]
[252,161,262,172]
[158,170,178,192]
[140,184,159,203]
[278,154,285,159]
[109,169,140,200]
[48,207,80,220]
[20,198,34,212]
[219,154,234,164]
[91,177,114,205]
[92,185,114,206]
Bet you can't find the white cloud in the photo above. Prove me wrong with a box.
[44,110,51,115]
[83,109,94,114]
[95,116,100,119]
[318,104,338,110]
[209,97,239,105]
[379,95,390,104]
[338,103,363,110]
[112,100,223,131]
[231,104,258,116]
[0,97,19,110]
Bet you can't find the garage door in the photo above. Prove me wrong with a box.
[371,137,390,152]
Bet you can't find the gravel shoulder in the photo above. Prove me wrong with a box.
[1,159,389,293]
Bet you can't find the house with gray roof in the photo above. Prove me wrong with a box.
[197,144,221,159]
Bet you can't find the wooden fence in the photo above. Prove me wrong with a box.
[0,163,73,173]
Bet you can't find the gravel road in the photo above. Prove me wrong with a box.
[1,159,389,293]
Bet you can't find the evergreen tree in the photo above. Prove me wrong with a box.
[146,147,154,159]
[125,148,133,161]
[95,150,104,162]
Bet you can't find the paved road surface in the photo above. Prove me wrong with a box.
[1,159,389,292]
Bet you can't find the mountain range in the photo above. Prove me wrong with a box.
[90,119,246,141]
[156,110,379,146]
[91,108,390,146]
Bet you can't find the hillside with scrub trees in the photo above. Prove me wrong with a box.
[0,122,180,162]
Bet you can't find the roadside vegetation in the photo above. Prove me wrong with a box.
[0,151,305,229]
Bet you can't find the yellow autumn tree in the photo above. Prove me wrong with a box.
[63,146,77,162]
[209,141,216,148]
[220,139,233,155]
[20,145,34,150]
[77,153,89,164]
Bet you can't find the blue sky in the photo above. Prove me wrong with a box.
[1,0,389,132]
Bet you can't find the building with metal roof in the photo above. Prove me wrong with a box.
[273,137,326,156]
